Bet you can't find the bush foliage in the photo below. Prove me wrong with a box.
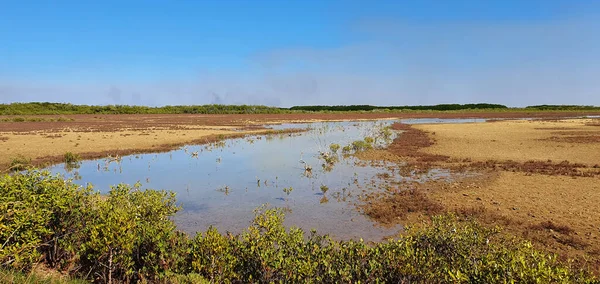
[290,103,508,112]
[0,171,595,283]
[0,102,287,115]
[525,105,600,111]
[3,102,600,116]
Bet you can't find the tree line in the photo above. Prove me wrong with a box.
[2,102,600,115]
[289,103,508,112]
[0,102,288,115]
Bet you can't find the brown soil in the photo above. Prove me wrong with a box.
[462,160,600,177]
[387,123,449,163]
[545,135,600,143]
[2,111,600,132]
[359,120,600,272]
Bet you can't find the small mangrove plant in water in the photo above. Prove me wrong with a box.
[320,184,329,195]
[349,137,374,152]
[329,143,341,154]
[283,186,293,195]
[64,152,81,172]
[319,151,339,172]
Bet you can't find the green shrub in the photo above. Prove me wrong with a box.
[0,171,596,283]
[188,208,591,283]
[0,102,289,115]
[76,183,186,283]
[63,152,80,164]
[289,104,509,112]
[63,152,81,172]
[380,126,393,140]
[329,143,340,153]
[0,171,91,270]
[341,145,352,154]
[351,139,373,152]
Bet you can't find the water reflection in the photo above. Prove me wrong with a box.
[46,120,441,241]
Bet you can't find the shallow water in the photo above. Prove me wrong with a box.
[47,121,415,241]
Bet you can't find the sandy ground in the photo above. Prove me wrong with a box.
[414,119,600,165]
[0,127,253,170]
[368,118,600,267]
[430,172,600,257]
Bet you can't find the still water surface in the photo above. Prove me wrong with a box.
[46,119,476,241]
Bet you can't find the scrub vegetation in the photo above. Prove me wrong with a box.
[1,170,596,283]
[0,102,288,115]
[3,102,598,116]
[526,105,600,111]
[290,103,508,112]
[1,116,74,122]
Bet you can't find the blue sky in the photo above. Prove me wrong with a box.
[1,0,599,107]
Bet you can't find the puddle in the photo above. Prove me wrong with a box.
[46,121,418,241]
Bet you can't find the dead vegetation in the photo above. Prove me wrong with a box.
[361,189,443,225]
[545,135,600,143]
[463,159,600,177]
[529,220,575,235]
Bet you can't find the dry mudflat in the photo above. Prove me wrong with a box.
[418,118,600,164]
[362,117,600,271]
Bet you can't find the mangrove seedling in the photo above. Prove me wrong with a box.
[320,185,329,195]
[341,145,352,154]
[283,187,293,195]
[329,143,341,153]
[64,151,80,164]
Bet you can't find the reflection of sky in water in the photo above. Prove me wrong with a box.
[45,120,446,241]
